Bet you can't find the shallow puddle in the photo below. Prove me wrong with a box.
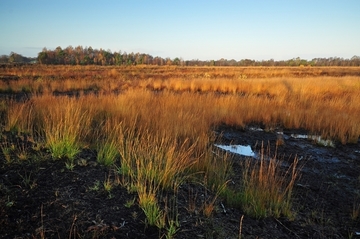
[290,134,335,147]
[248,127,264,132]
[214,144,256,157]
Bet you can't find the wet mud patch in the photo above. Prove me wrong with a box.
[215,124,360,238]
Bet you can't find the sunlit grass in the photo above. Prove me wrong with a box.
[3,65,360,143]
[4,100,33,133]
[32,96,92,161]
[2,65,359,235]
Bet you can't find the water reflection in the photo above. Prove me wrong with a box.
[214,144,256,157]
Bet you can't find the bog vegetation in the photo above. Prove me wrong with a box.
[1,64,360,237]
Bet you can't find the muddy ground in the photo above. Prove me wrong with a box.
[0,124,359,238]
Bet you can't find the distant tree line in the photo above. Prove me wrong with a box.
[0,52,37,64]
[1,46,360,66]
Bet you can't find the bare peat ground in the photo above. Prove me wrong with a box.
[1,125,360,239]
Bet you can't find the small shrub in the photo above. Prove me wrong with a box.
[103,176,113,193]
[124,198,136,208]
[65,160,75,171]
[89,180,101,191]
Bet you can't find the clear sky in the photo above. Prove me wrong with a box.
[0,0,359,61]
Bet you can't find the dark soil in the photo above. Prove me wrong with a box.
[1,125,360,238]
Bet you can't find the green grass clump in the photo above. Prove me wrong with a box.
[221,187,243,208]
[47,136,80,160]
[97,141,118,166]
[138,190,165,228]
[95,121,121,166]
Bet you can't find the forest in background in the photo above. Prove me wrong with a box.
[1,46,360,67]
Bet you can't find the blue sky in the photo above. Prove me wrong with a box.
[0,0,359,61]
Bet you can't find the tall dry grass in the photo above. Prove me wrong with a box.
[5,74,360,146]
[2,65,360,228]
[4,100,33,133]
[30,95,93,160]
[4,72,360,146]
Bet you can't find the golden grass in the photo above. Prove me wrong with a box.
[5,78,351,144]
[2,65,359,229]
[31,95,93,160]
[4,100,33,133]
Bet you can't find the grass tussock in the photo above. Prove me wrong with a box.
[4,100,33,133]
[95,120,121,166]
[240,144,299,219]
[32,95,92,161]
[118,127,198,191]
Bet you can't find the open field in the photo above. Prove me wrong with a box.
[0,65,360,238]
